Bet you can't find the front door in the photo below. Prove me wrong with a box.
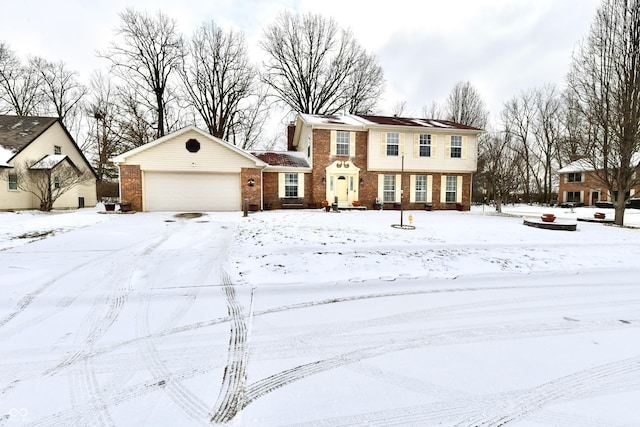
[336,176,348,202]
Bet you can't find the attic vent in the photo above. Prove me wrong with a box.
[185,139,200,153]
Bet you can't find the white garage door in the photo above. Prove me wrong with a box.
[144,172,241,211]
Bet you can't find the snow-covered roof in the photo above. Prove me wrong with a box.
[558,158,595,173]
[30,154,69,170]
[298,113,366,127]
[297,113,483,131]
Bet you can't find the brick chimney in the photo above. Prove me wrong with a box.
[287,122,296,151]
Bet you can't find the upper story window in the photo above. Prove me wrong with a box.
[450,136,462,158]
[53,176,60,189]
[8,173,18,190]
[419,134,431,157]
[386,132,399,156]
[336,131,350,156]
[54,145,62,155]
[567,172,582,182]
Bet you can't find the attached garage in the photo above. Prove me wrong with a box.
[144,172,240,211]
[111,126,266,212]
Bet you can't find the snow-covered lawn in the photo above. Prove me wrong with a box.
[1,205,639,426]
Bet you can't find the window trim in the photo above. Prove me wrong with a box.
[445,176,457,202]
[450,135,462,158]
[567,172,582,183]
[284,173,298,198]
[383,174,396,203]
[415,175,427,202]
[8,172,18,190]
[419,134,431,157]
[336,130,350,156]
[386,132,399,156]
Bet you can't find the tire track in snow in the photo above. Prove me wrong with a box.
[285,356,640,426]
[210,272,251,423]
[453,355,640,427]
[135,285,210,425]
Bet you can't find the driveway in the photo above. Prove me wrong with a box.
[1,212,250,426]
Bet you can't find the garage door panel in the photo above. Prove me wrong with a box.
[144,172,240,211]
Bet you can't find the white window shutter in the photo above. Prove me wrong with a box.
[399,133,405,156]
[330,130,337,156]
[298,173,305,197]
[446,136,451,158]
[413,134,419,158]
[278,173,285,198]
[377,174,384,201]
[441,176,447,203]
[380,132,387,156]
[427,175,433,203]
[456,176,463,203]
[410,175,416,203]
[349,131,356,156]
[396,174,402,202]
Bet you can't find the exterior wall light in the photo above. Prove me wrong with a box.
[247,178,255,187]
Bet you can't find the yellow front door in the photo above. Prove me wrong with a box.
[336,176,348,202]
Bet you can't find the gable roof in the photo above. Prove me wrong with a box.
[111,125,268,167]
[0,116,59,152]
[30,154,78,170]
[252,151,311,169]
[0,115,97,178]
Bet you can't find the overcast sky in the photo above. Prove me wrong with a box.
[1,0,601,127]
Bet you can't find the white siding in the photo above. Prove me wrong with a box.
[368,130,478,173]
[123,129,256,173]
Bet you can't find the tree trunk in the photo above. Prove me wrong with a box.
[613,199,625,226]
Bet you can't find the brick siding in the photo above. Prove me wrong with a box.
[119,164,142,211]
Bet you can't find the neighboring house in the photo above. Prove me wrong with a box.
[558,158,640,206]
[111,126,267,212]
[0,115,97,210]
[112,114,482,212]
[259,114,482,211]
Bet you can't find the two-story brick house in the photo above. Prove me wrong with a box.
[256,113,482,211]
[114,114,481,212]
[558,158,640,206]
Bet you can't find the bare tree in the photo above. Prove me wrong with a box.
[478,131,524,213]
[421,101,444,120]
[6,158,93,211]
[226,88,272,150]
[30,57,87,138]
[502,90,538,203]
[531,84,563,204]
[568,0,640,225]
[180,21,254,141]
[445,81,489,129]
[0,44,44,116]
[100,8,185,139]
[84,71,126,180]
[260,11,384,115]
